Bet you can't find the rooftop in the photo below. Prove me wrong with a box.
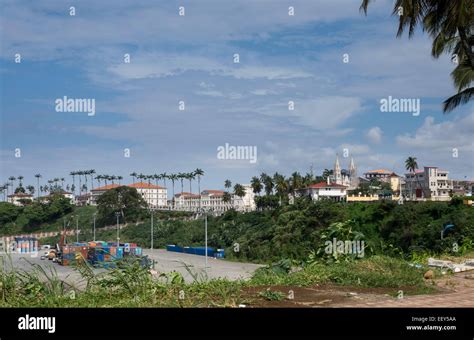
[128,182,165,189]
[91,184,120,191]
[306,182,347,189]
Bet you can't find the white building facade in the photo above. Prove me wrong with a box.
[128,182,168,207]
[173,185,256,212]
[297,181,347,202]
[404,166,453,201]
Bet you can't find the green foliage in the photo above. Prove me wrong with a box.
[96,186,147,226]
[258,288,285,301]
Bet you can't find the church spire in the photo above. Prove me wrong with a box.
[334,154,342,184]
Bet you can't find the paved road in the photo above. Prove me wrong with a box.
[1,249,263,285]
[143,249,263,282]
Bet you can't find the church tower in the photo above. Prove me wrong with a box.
[349,157,358,189]
[334,154,342,185]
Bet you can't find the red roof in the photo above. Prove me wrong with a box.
[307,182,347,189]
[128,182,165,189]
[91,184,120,191]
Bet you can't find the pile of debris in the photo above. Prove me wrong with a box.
[428,258,474,273]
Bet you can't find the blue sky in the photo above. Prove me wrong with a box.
[1,0,473,193]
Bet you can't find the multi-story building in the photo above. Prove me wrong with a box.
[173,185,256,212]
[7,193,33,206]
[90,184,120,205]
[297,179,347,202]
[128,182,168,207]
[363,169,401,192]
[40,190,75,204]
[89,182,167,207]
[404,166,453,201]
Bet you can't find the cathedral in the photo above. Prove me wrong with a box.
[331,155,359,190]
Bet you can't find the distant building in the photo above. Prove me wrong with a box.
[363,169,401,192]
[40,190,75,204]
[89,182,168,207]
[173,185,256,212]
[297,179,347,202]
[404,166,453,201]
[331,155,358,190]
[90,184,120,205]
[128,182,168,207]
[7,193,33,206]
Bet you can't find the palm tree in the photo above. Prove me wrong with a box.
[169,174,177,208]
[224,179,232,191]
[95,175,102,187]
[117,176,123,185]
[233,183,246,208]
[223,191,232,209]
[290,171,303,196]
[178,173,186,194]
[34,174,42,199]
[224,179,233,208]
[160,172,168,188]
[360,0,474,113]
[60,177,65,189]
[405,156,425,199]
[274,173,288,203]
[70,171,77,195]
[26,185,35,195]
[260,173,274,196]
[89,170,96,190]
[250,176,262,196]
[194,169,204,209]
[18,176,24,186]
[77,171,83,196]
[183,173,194,210]
[8,176,16,194]
[130,172,137,184]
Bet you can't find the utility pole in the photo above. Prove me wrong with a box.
[93,213,97,242]
[150,207,156,250]
[205,211,208,268]
[115,212,121,247]
[76,215,79,243]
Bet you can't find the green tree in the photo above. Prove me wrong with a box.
[97,186,147,226]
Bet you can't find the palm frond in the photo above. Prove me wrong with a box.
[443,87,474,113]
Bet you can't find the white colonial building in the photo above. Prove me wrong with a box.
[7,193,33,206]
[404,166,453,201]
[297,179,347,202]
[128,182,168,207]
[89,182,168,207]
[173,185,256,212]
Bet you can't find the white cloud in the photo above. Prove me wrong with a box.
[366,126,383,144]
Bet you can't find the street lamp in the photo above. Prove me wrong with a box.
[75,215,79,243]
[199,207,212,269]
[92,212,97,242]
[115,212,121,247]
[150,207,156,250]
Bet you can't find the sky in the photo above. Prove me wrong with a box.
[0,0,473,194]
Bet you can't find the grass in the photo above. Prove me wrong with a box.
[0,254,440,307]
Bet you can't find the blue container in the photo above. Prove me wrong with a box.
[167,245,183,253]
[215,249,225,258]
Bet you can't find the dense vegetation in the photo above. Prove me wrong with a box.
[0,195,74,235]
[54,198,473,263]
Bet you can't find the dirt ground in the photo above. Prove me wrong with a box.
[243,272,474,308]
